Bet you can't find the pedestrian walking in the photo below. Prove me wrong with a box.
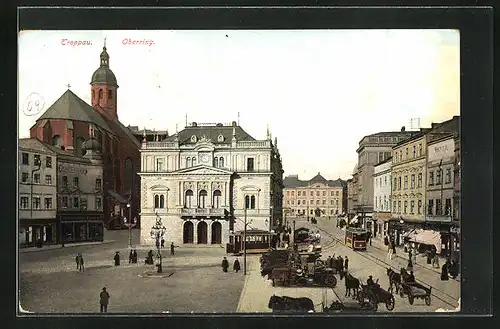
[75,254,80,271]
[387,242,393,260]
[132,249,138,264]
[221,257,229,273]
[170,242,176,256]
[326,256,332,269]
[79,254,85,272]
[441,259,450,281]
[432,254,440,269]
[344,256,349,271]
[449,260,459,279]
[233,258,241,273]
[161,238,165,249]
[155,239,160,250]
[99,287,110,313]
[384,235,389,246]
[392,241,397,255]
[129,250,133,264]
[114,251,120,266]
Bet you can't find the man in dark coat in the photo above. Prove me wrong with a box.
[155,239,160,250]
[326,256,332,269]
[114,252,120,266]
[75,254,80,271]
[384,235,389,246]
[441,260,450,281]
[79,254,85,272]
[449,260,459,279]
[99,287,110,313]
[132,249,138,264]
[233,258,241,273]
[161,238,165,249]
[146,250,153,265]
[129,250,133,264]
[222,257,229,273]
[170,242,175,256]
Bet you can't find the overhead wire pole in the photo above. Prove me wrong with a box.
[243,206,247,275]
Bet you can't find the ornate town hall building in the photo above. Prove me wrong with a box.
[29,45,141,229]
[139,122,284,245]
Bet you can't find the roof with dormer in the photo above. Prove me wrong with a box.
[163,122,256,145]
[283,173,346,188]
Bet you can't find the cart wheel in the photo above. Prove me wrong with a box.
[408,296,414,305]
[425,295,431,306]
[325,275,337,287]
[386,295,395,311]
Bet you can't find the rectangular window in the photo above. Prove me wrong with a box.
[398,177,401,190]
[418,200,422,214]
[45,175,52,185]
[310,191,313,196]
[336,191,339,196]
[398,201,401,213]
[291,200,294,205]
[446,168,452,184]
[310,200,313,205]
[62,176,68,187]
[46,156,52,168]
[297,191,301,196]
[156,158,164,171]
[316,200,320,205]
[95,178,102,190]
[32,197,41,209]
[33,173,40,184]
[323,191,326,196]
[331,191,334,196]
[429,171,434,185]
[291,191,295,196]
[297,200,301,205]
[21,172,28,183]
[419,144,423,156]
[428,199,434,215]
[246,158,255,171]
[393,178,397,191]
[410,200,415,214]
[331,200,334,205]
[22,152,29,165]
[62,196,68,208]
[286,191,290,197]
[34,154,41,167]
[404,176,408,189]
[20,196,29,209]
[436,169,442,185]
[96,197,102,210]
[316,191,320,196]
[445,198,452,215]
[322,200,326,205]
[405,148,408,159]
[411,174,415,189]
[404,201,408,214]
[73,177,79,187]
[413,145,416,158]
[436,199,442,215]
[418,173,422,188]
[393,201,396,213]
[73,197,80,208]
[44,197,52,209]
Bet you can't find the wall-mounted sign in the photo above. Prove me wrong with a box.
[58,164,88,175]
[428,139,455,163]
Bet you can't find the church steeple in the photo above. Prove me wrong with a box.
[91,41,119,121]
[100,42,110,67]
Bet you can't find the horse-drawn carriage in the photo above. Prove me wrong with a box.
[356,281,395,311]
[322,286,376,313]
[399,281,432,306]
[268,295,315,313]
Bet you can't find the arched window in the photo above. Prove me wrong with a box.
[192,157,196,166]
[187,157,192,167]
[159,195,165,208]
[108,90,113,99]
[245,195,250,209]
[98,89,103,99]
[214,157,218,167]
[219,157,224,168]
[52,135,62,148]
[199,190,208,208]
[213,190,222,208]
[185,190,194,208]
[250,195,256,209]
[154,195,159,208]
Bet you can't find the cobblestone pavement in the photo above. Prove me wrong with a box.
[236,218,460,313]
[19,229,244,313]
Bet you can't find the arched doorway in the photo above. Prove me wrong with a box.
[183,221,194,244]
[211,221,222,244]
[197,221,208,244]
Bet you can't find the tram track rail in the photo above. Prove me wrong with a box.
[312,223,458,309]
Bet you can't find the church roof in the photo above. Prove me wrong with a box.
[163,123,256,144]
[90,45,118,87]
[37,89,113,133]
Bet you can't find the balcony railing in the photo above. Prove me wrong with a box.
[181,207,227,217]
[142,141,178,149]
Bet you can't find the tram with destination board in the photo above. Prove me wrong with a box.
[345,227,369,251]
[226,229,277,255]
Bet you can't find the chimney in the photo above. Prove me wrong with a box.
[232,121,237,127]
[401,126,406,132]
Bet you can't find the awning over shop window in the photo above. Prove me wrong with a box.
[349,215,358,224]
[402,229,418,239]
[409,230,442,253]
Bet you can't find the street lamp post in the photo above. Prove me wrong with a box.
[150,213,166,273]
[123,204,136,248]
[243,206,247,275]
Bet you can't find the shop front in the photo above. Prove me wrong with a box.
[423,219,460,259]
[388,218,425,246]
[19,219,57,248]
[58,211,104,244]
[372,211,391,240]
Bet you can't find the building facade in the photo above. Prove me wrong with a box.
[372,157,392,240]
[29,45,141,230]
[19,139,58,247]
[354,130,415,229]
[283,173,345,219]
[139,122,284,246]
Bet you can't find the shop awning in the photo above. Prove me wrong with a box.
[409,230,442,253]
[350,215,358,224]
[402,229,418,239]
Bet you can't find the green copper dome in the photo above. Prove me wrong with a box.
[90,46,118,87]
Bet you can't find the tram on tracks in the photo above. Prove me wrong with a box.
[345,227,369,251]
[226,229,277,255]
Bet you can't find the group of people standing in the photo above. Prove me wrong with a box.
[384,235,397,260]
[221,256,241,273]
[440,258,459,281]
[75,253,85,272]
[325,254,349,272]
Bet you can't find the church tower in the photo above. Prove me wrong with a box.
[91,42,119,121]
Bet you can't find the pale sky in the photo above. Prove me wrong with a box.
[18,30,459,180]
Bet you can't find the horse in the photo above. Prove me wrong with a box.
[339,271,360,298]
[268,295,315,313]
[386,268,401,294]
